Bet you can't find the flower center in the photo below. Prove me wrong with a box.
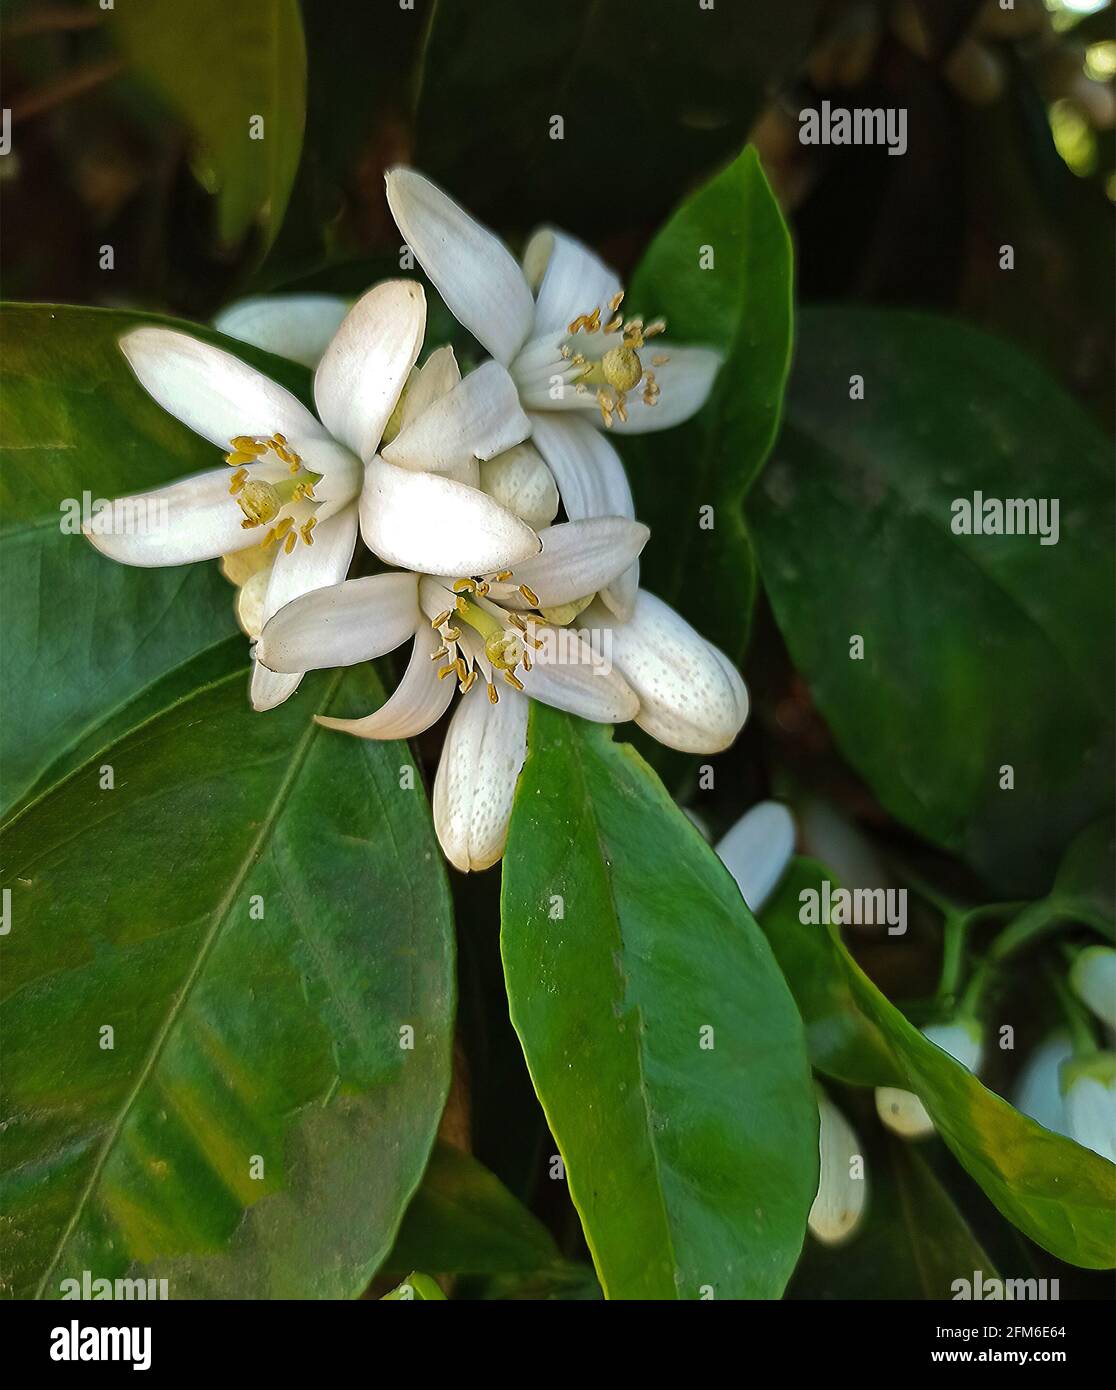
[561,290,667,427]
[226,434,322,552]
[428,575,544,704]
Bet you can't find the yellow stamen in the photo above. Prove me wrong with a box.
[437,664,457,681]
[504,671,524,691]
[518,584,540,606]
[487,683,500,705]
[431,610,453,629]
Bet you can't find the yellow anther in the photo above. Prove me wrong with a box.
[272,433,287,445]
[453,578,476,594]
[474,581,490,597]
[518,584,540,607]
[300,516,317,545]
[437,664,457,681]
[461,669,478,694]
[504,671,525,691]
[522,649,532,672]
[455,657,468,682]
[241,517,259,530]
[608,290,625,312]
[225,450,256,467]
[431,609,453,629]
[644,319,666,337]
[508,612,527,631]
[430,646,448,662]
[444,626,461,641]
[604,315,623,335]
[494,570,513,582]
[284,532,297,554]
[228,467,249,495]
[487,682,500,705]
[231,435,267,456]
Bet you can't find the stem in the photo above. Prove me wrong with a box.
[1047,969,1098,1057]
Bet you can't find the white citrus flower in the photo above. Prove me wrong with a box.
[876,1019,983,1140]
[1060,1053,1116,1164]
[213,293,350,368]
[85,281,426,711]
[714,801,796,913]
[254,516,648,871]
[384,167,722,620]
[1014,1031,1073,1138]
[809,1087,868,1245]
[1070,945,1116,1033]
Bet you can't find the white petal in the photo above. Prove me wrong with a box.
[715,801,796,914]
[255,571,419,674]
[250,664,303,712]
[809,1090,867,1245]
[120,327,327,451]
[1014,1032,1073,1137]
[385,167,534,365]
[529,414,638,618]
[382,361,530,474]
[609,345,722,434]
[529,413,634,520]
[316,625,454,740]
[214,294,349,368]
[591,591,748,753]
[1071,946,1116,1032]
[493,517,648,609]
[360,455,540,576]
[235,565,272,638]
[313,280,426,461]
[83,467,258,567]
[401,345,461,427]
[433,683,528,872]
[479,442,560,530]
[257,504,359,630]
[526,226,624,338]
[519,625,639,724]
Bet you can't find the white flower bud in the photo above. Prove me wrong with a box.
[809,1089,867,1245]
[1061,1053,1116,1165]
[1070,946,1116,1033]
[1013,1031,1073,1138]
[714,801,796,914]
[876,1019,982,1140]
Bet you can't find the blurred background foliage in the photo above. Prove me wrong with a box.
[2,0,1113,1300]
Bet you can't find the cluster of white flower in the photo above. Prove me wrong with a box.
[85,170,748,872]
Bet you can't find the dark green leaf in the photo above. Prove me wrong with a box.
[1,655,455,1299]
[621,145,794,662]
[500,705,817,1299]
[750,309,1115,895]
[758,858,903,1087]
[388,1142,560,1276]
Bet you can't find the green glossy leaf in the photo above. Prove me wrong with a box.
[750,308,1115,895]
[0,649,455,1299]
[382,1272,446,1301]
[388,1143,560,1276]
[993,817,1116,961]
[0,303,312,818]
[414,4,818,239]
[112,0,307,249]
[621,145,794,662]
[758,858,902,1088]
[500,705,817,1300]
[829,924,1116,1269]
[792,1134,999,1301]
